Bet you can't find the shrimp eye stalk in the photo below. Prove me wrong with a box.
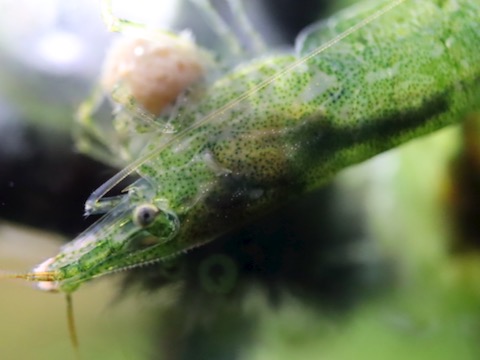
[133,204,159,227]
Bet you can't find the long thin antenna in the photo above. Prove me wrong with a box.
[66,294,81,360]
[227,0,265,53]
[190,0,243,55]
[0,270,58,282]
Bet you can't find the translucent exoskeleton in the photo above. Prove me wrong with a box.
[2,0,480,357]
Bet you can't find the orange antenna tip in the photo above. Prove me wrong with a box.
[0,270,58,282]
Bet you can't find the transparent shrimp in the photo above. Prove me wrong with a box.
[3,0,480,355]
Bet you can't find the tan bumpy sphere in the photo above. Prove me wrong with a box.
[101,34,207,115]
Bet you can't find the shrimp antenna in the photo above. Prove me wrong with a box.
[66,294,81,360]
[1,271,80,358]
[0,270,58,282]
[86,0,407,208]
[190,0,243,55]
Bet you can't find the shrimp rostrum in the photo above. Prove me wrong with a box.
[10,0,480,295]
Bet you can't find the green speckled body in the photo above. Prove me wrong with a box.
[30,0,480,293]
[132,0,480,254]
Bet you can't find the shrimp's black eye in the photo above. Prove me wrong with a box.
[133,204,159,227]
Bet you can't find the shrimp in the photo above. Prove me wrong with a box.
[8,0,480,297]
[3,0,480,354]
